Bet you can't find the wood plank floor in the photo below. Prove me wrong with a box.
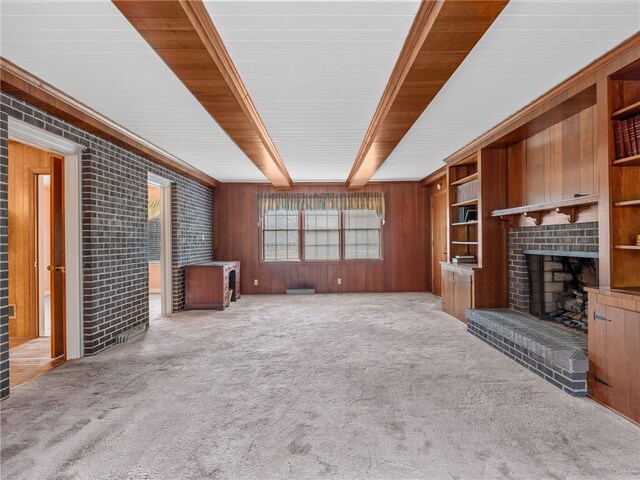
[9,337,62,388]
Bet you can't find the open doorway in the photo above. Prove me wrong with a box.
[148,183,162,319]
[148,174,172,319]
[8,141,66,387]
[37,175,52,338]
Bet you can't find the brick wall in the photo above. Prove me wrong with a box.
[148,219,161,262]
[508,222,599,312]
[0,110,8,399]
[0,94,214,396]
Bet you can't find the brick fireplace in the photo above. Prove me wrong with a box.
[508,222,599,312]
[466,221,599,396]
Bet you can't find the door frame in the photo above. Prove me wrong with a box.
[148,173,173,315]
[8,118,84,359]
[431,183,448,297]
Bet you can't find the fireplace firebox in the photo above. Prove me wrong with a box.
[527,255,598,333]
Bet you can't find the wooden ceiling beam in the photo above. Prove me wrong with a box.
[0,57,220,188]
[347,0,509,188]
[113,0,292,188]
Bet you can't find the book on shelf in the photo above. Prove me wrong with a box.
[613,114,640,159]
[457,206,478,223]
[622,119,633,157]
[614,120,625,159]
[455,179,478,203]
[452,255,476,264]
[633,113,640,154]
[631,117,639,156]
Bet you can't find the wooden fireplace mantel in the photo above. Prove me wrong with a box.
[491,195,599,226]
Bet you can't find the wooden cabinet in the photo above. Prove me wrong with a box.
[184,261,241,310]
[441,268,454,316]
[441,263,474,324]
[587,287,640,424]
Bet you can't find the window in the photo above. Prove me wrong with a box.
[262,210,299,261]
[344,210,382,260]
[304,210,340,260]
[262,208,382,262]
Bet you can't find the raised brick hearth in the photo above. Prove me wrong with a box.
[467,309,588,396]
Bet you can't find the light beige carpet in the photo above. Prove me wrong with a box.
[1,293,639,479]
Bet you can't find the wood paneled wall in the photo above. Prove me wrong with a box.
[507,106,598,207]
[214,182,429,295]
[504,106,599,226]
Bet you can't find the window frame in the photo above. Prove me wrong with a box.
[342,209,383,261]
[260,210,383,264]
[261,209,302,262]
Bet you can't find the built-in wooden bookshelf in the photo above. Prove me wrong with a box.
[609,57,640,289]
[427,32,640,425]
[448,154,479,262]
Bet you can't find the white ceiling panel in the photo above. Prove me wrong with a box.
[2,0,639,184]
[205,0,421,182]
[373,0,640,181]
[0,0,265,182]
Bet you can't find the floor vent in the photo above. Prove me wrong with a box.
[286,288,316,295]
[115,323,149,345]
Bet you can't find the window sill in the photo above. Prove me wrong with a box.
[261,259,384,265]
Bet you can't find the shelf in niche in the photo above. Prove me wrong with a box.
[451,221,479,226]
[451,198,478,208]
[612,99,640,120]
[451,241,479,245]
[614,245,640,250]
[613,199,640,207]
[613,154,640,166]
[450,173,478,186]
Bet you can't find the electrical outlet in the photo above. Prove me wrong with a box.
[337,278,342,285]
[254,279,259,286]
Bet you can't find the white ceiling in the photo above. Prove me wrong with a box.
[0,0,265,182]
[373,0,640,181]
[205,0,421,182]
[1,1,639,184]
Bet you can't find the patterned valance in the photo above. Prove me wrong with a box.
[257,192,385,225]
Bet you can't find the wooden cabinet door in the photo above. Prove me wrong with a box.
[441,269,455,317]
[623,309,640,423]
[590,301,610,404]
[604,306,628,416]
[590,303,640,424]
[606,306,640,423]
[454,271,472,324]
